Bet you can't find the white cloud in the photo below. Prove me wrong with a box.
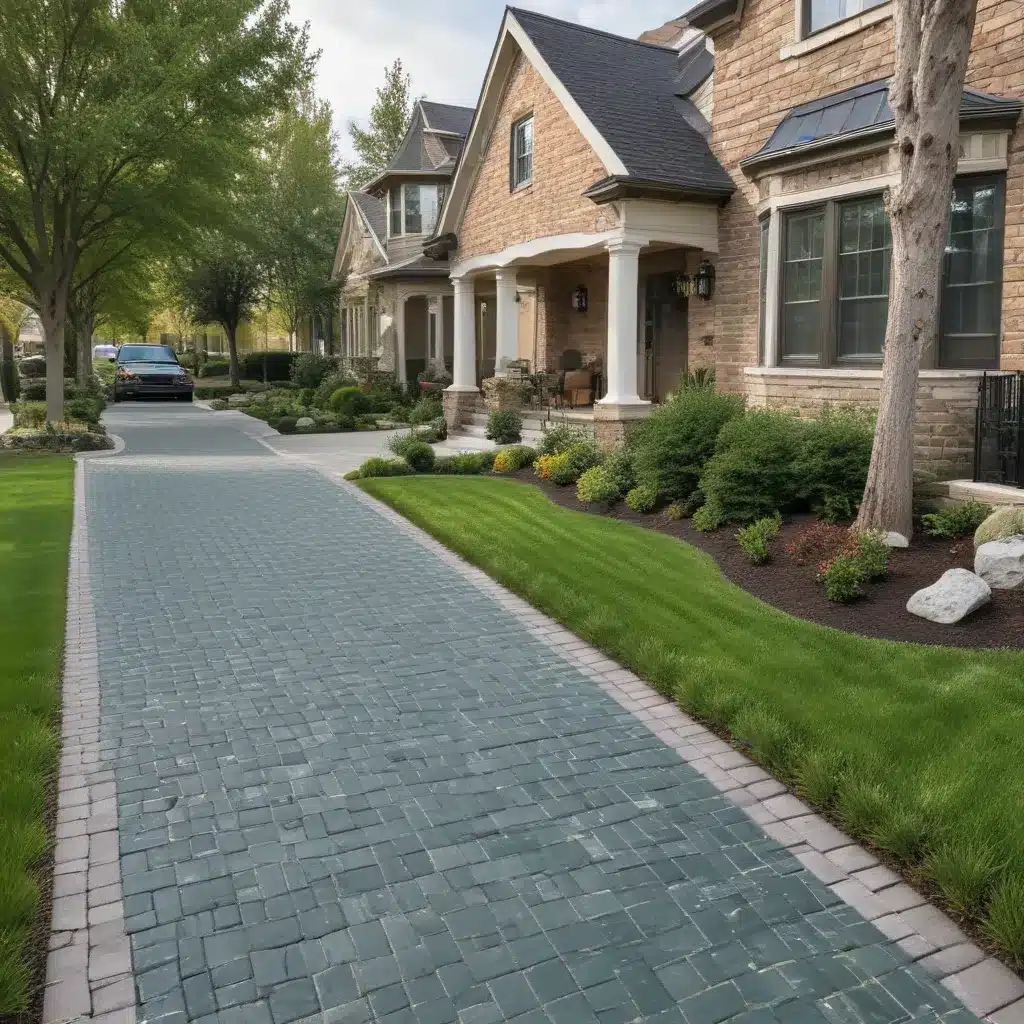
[288,1,687,158]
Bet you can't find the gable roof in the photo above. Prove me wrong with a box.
[508,8,733,196]
[742,77,1023,172]
[349,192,386,247]
[365,99,475,190]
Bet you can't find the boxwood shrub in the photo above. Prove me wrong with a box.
[331,386,372,419]
[240,350,296,382]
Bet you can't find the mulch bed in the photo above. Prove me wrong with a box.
[511,469,1024,650]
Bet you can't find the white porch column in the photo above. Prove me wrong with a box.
[494,269,518,375]
[599,239,647,406]
[449,277,478,391]
[363,294,371,358]
[434,294,447,373]
[396,295,408,384]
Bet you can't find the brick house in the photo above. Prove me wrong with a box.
[684,0,1023,478]
[332,100,475,383]
[425,8,734,446]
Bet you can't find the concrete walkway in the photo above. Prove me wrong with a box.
[46,403,1011,1024]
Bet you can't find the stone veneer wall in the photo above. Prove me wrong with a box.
[745,371,982,480]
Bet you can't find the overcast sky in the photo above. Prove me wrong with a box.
[288,1,689,160]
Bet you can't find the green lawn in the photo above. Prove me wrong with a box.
[361,474,1024,963]
[0,454,73,1012]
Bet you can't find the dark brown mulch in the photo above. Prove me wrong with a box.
[511,468,1024,650]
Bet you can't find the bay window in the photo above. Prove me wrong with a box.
[387,183,443,237]
[770,177,1002,370]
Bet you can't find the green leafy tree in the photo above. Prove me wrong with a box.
[180,245,264,386]
[343,59,413,189]
[0,0,312,421]
[262,90,345,349]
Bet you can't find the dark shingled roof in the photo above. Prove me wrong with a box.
[509,7,733,198]
[367,254,451,280]
[420,101,474,136]
[744,78,1023,170]
[349,192,386,247]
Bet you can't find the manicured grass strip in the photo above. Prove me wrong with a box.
[361,475,1024,964]
[0,454,73,1013]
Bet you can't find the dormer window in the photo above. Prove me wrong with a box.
[388,184,443,238]
[511,116,534,190]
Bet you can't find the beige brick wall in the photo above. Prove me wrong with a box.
[455,53,610,262]
[706,0,1023,383]
[745,371,981,479]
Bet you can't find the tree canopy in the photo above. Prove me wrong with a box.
[0,0,314,418]
[343,59,413,189]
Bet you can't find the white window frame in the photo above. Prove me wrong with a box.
[511,115,534,190]
[387,184,443,239]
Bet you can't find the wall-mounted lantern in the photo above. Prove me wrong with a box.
[573,284,589,313]
[672,274,696,299]
[695,259,716,302]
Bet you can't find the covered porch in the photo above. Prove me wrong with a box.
[444,215,719,445]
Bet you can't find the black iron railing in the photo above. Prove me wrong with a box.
[974,371,1024,487]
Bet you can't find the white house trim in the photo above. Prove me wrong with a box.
[435,9,627,244]
[450,230,623,277]
[333,196,388,280]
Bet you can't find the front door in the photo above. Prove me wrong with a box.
[643,274,689,401]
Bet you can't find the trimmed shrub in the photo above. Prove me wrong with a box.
[486,409,522,444]
[404,441,436,473]
[975,505,1024,548]
[65,396,103,424]
[240,350,296,382]
[12,401,46,428]
[355,413,381,429]
[692,500,725,532]
[435,453,489,475]
[922,501,993,540]
[539,422,591,456]
[387,432,418,458]
[208,399,229,411]
[358,457,414,478]
[700,410,807,523]
[625,482,659,514]
[795,409,874,521]
[666,503,684,521]
[276,416,298,434]
[576,465,621,505]
[493,445,537,473]
[330,386,371,419]
[313,373,345,408]
[1,358,19,402]
[534,452,567,481]
[737,514,782,564]
[631,390,745,503]
[854,529,890,580]
[602,448,636,498]
[290,353,338,389]
[549,441,602,486]
[409,396,443,425]
[1,425,112,452]
[18,356,46,378]
[821,555,867,603]
[198,359,230,377]
[18,379,46,401]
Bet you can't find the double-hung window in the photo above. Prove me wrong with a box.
[511,115,533,190]
[772,178,1003,369]
[387,184,443,237]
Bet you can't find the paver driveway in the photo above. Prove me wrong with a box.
[79,405,976,1024]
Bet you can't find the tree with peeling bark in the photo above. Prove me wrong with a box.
[855,0,979,539]
[0,0,312,422]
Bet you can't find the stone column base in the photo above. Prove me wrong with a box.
[443,388,481,431]
[593,402,652,449]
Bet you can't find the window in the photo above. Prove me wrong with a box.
[771,179,1004,369]
[511,116,533,189]
[806,0,886,35]
[758,218,770,361]
[941,177,1004,368]
[387,184,443,237]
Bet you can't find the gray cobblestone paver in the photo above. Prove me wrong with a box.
[73,409,987,1023]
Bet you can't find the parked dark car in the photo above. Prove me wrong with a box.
[113,344,194,402]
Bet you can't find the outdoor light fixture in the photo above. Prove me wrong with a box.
[573,285,589,312]
[672,274,696,299]
[695,259,716,301]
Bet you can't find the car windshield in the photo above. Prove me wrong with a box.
[117,345,178,364]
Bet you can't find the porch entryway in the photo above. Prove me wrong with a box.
[644,272,689,402]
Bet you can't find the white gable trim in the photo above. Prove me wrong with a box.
[436,10,626,241]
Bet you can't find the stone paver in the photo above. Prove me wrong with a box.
[45,405,999,1023]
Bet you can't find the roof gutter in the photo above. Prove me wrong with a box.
[582,175,735,204]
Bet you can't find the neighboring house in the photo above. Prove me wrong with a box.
[425,8,733,446]
[681,0,1023,479]
[332,99,477,383]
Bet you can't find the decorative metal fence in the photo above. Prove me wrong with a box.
[974,371,1024,487]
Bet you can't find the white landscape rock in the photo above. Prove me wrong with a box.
[227,393,250,406]
[886,532,910,549]
[975,536,1024,589]
[906,568,991,624]
[295,416,316,430]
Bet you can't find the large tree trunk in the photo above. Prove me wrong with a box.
[38,294,68,423]
[76,315,94,387]
[227,324,240,387]
[856,0,978,539]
